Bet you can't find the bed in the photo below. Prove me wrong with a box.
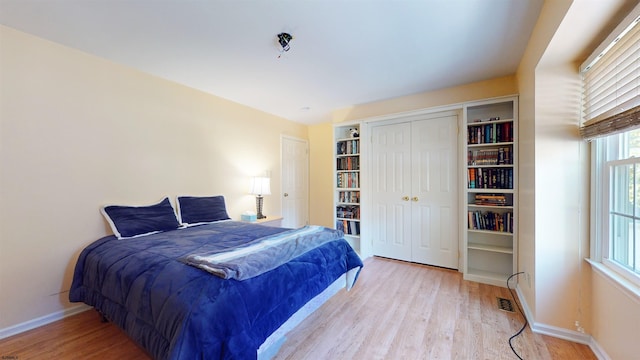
[69,197,362,360]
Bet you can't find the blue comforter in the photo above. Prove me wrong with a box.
[69,221,363,360]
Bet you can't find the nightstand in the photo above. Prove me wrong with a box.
[255,216,283,227]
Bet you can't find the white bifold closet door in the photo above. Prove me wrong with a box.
[370,114,458,269]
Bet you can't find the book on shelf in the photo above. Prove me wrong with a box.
[336,205,360,219]
[467,122,513,144]
[467,210,513,233]
[467,147,512,166]
[336,219,360,236]
[467,168,513,189]
[337,156,360,170]
[338,190,360,203]
[473,194,508,206]
[337,172,359,188]
[347,220,360,235]
[468,168,476,188]
[337,139,359,155]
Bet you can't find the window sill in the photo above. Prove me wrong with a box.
[586,258,640,303]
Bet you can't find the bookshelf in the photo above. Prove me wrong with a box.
[334,124,361,253]
[463,97,518,287]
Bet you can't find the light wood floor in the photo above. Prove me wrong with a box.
[0,257,596,359]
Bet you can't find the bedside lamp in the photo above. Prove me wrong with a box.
[250,176,271,219]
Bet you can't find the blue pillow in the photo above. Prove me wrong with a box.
[101,197,180,239]
[177,195,231,226]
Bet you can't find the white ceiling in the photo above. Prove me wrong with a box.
[0,0,543,124]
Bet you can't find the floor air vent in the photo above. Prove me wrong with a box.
[497,297,515,312]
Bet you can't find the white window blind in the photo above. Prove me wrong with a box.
[581,8,640,140]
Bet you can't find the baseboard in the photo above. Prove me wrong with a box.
[588,338,612,360]
[514,285,610,360]
[531,322,591,344]
[514,285,535,330]
[0,304,91,340]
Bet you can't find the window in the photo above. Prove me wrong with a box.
[583,6,640,286]
[596,129,640,283]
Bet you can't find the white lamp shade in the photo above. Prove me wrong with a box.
[250,177,271,196]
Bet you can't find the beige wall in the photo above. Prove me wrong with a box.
[331,75,517,124]
[517,0,639,357]
[534,62,589,328]
[308,122,334,227]
[591,269,640,360]
[0,26,307,330]
[515,0,575,322]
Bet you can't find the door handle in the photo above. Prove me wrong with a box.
[412,196,419,202]
[284,193,289,197]
[402,196,409,201]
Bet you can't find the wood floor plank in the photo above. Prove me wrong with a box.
[273,257,595,360]
[0,310,150,359]
[0,257,596,360]
[387,268,436,358]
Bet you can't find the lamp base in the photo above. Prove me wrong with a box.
[256,196,266,219]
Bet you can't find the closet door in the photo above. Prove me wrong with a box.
[370,122,412,261]
[411,115,458,268]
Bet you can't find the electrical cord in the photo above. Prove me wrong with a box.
[507,272,527,360]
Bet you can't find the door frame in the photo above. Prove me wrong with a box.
[280,135,309,228]
[362,107,465,270]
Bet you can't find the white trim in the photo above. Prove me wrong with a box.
[603,158,640,287]
[280,134,310,228]
[515,285,589,343]
[0,304,91,339]
[514,284,534,330]
[530,322,591,345]
[353,94,518,125]
[602,257,640,289]
[515,284,612,360]
[580,3,640,72]
[589,338,613,360]
[587,258,640,304]
[590,139,603,261]
[331,119,363,127]
[279,134,308,143]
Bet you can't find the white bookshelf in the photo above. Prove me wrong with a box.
[334,124,361,254]
[462,96,518,287]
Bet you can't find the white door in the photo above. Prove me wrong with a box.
[370,122,413,261]
[411,115,458,268]
[370,114,458,268]
[281,136,309,228]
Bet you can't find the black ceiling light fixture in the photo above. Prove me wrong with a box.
[277,32,293,57]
